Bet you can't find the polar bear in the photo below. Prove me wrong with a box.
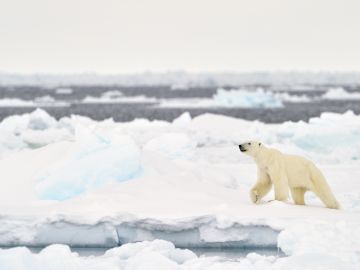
[239,141,340,209]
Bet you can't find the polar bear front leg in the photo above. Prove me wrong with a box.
[268,166,289,202]
[250,169,272,203]
[290,187,306,205]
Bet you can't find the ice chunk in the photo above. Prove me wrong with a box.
[27,108,58,130]
[0,109,73,155]
[105,239,196,263]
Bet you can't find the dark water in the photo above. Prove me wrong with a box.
[0,85,360,123]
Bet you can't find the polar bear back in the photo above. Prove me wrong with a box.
[281,153,316,190]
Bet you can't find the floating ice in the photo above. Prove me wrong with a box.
[0,97,69,108]
[55,87,73,94]
[323,87,360,100]
[83,91,157,103]
[159,88,311,109]
[33,96,69,107]
[0,98,35,107]
[212,88,284,108]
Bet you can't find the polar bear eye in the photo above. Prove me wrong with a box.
[248,143,251,145]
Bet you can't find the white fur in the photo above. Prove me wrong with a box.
[240,141,340,209]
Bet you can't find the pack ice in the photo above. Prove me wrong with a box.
[0,109,359,269]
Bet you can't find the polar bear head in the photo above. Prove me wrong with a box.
[239,141,262,156]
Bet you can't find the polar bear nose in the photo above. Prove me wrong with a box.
[239,145,246,152]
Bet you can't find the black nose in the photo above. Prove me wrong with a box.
[238,144,246,152]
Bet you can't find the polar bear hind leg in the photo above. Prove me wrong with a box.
[309,163,340,209]
[290,187,306,205]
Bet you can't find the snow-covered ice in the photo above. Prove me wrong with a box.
[0,109,359,269]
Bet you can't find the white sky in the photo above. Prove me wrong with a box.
[0,0,360,73]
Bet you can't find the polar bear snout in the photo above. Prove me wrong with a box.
[239,144,247,152]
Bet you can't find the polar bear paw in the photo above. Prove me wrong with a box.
[250,189,260,203]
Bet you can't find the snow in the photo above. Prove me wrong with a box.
[0,109,359,268]
[323,87,360,100]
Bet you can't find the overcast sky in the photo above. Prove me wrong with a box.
[0,0,360,73]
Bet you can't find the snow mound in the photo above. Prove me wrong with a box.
[323,87,360,100]
[36,128,142,200]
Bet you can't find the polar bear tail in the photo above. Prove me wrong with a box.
[309,163,341,210]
